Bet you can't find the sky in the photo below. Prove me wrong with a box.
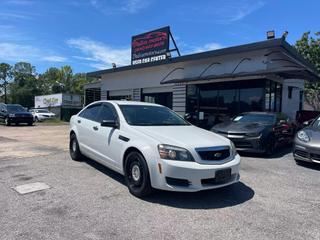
[0,0,319,73]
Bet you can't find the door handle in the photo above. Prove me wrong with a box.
[77,120,81,124]
[93,126,98,131]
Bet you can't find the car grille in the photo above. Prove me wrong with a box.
[196,147,230,161]
[233,141,253,148]
[310,153,320,161]
[294,150,309,158]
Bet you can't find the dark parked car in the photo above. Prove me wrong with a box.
[0,103,34,126]
[294,114,320,164]
[211,112,296,155]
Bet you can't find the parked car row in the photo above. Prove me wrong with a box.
[0,103,56,126]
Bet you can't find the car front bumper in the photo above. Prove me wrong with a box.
[8,116,34,123]
[221,134,265,153]
[293,143,320,164]
[152,154,241,192]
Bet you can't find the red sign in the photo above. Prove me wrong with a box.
[131,27,169,65]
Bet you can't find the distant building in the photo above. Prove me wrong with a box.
[34,93,82,121]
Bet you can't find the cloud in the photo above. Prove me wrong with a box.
[42,56,67,62]
[67,38,130,69]
[192,42,224,53]
[3,0,34,5]
[177,0,266,24]
[89,0,152,15]
[0,42,67,63]
[0,12,33,20]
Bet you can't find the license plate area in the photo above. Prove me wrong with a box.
[215,168,231,183]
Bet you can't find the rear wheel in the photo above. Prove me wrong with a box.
[124,151,153,198]
[69,133,83,161]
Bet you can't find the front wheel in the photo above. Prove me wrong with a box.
[124,151,153,198]
[4,118,10,126]
[69,133,83,161]
[265,135,276,156]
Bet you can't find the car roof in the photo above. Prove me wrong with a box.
[91,100,162,107]
[241,111,276,116]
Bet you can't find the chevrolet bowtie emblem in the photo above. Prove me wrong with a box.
[214,152,222,158]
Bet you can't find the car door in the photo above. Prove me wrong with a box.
[76,103,102,157]
[94,103,123,170]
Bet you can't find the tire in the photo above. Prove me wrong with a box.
[35,116,39,122]
[124,151,153,198]
[4,118,10,126]
[265,135,276,156]
[28,121,33,126]
[69,133,83,161]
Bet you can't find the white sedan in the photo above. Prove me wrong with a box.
[69,101,240,197]
[30,109,56,122]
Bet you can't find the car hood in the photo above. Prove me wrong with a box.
[212,121,271,134]
[9,111,32,116]
[132,125,231,148]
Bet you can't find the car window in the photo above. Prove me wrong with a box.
[79,104,101,122]
[233,114,275,124]
[96,104,117,123]
[119,105,189,126]
[312,116,320,130]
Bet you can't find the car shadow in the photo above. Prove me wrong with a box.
[84,157,254,209]
[239,146,293,159]
[296,161,320,171]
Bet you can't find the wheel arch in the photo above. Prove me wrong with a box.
[122,147,144,172]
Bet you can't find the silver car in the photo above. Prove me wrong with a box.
[293,115,320,164]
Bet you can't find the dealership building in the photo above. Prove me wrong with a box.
[85,28,319,129]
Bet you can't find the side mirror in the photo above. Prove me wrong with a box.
[101,119,119,128]
[302,120,312,127]
[184,113,191,120]
[279,119,286,125]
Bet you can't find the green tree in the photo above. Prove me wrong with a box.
[9,62,40,108]
[0,63,12,103]
[295,32,320,110]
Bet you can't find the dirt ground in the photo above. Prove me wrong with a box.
[0,125,69,160]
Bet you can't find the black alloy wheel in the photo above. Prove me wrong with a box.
[69,133,83,161]
[124,151,153,198]
[265,135,276,156]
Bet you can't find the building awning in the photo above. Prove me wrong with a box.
[160,39,319,84]
[87,38,319,83]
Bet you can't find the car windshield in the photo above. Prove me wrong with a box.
[312,116,320,130]
[233,114,275,124]
[119,105,190,126]
[37,110,49,113]
[7,105,26,113]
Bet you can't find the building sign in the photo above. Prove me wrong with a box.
[131,26,170,65]
[35,93,82,108]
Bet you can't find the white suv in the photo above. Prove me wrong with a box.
[69,101,240,197]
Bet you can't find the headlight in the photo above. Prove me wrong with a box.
[9,114,15,117]
[230,141,237,158]
[158,144,194,161]
[245,132,261,137]
[297,130,310,142]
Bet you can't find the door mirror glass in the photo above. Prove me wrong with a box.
[302,120,312,127]
[101,119,119,128]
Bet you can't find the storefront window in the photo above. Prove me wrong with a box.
[240,88,264,112]
[143,92,172,109]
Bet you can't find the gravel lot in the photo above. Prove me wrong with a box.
[0,125,319,240]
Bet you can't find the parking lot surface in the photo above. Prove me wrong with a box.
[0,125,319,240]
